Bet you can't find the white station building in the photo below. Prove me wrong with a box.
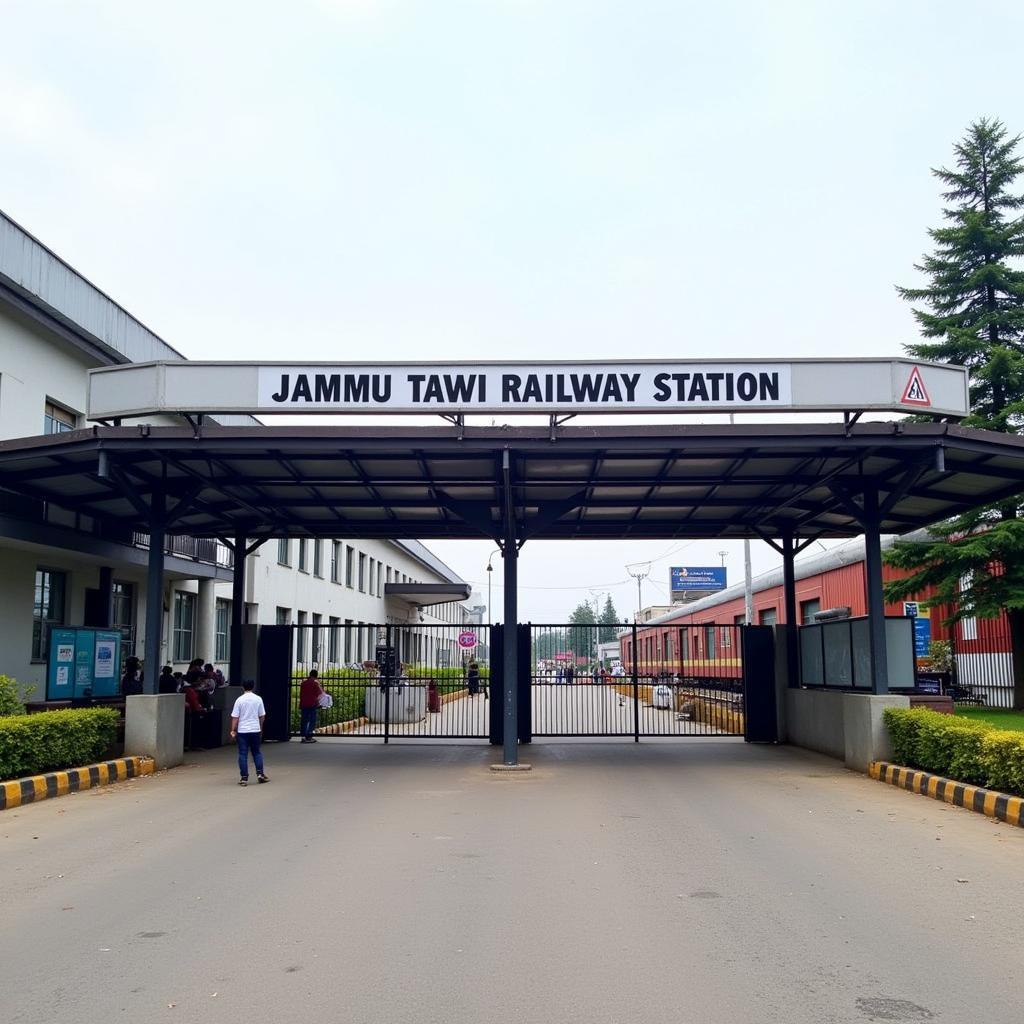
[0,210,473,693]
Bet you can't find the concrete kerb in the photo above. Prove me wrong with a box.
[0,756,155,811]
[870,761,1024,828]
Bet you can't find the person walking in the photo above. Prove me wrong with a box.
[299,669,324,743]
[466,660,480,696]
[230,681,269,786]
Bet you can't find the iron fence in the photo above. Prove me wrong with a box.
[529,623,745,738]
[287,622,490,739]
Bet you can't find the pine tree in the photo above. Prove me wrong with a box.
[598,595,621,643]
[886,118,1024,707]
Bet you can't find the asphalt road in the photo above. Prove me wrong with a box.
[2,739,1022,1024]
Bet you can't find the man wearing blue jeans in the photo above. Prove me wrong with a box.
[230,681,269,786]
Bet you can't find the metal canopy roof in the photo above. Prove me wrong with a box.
[1,422,1022,542]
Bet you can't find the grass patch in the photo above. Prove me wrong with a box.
[955,707,1024,732]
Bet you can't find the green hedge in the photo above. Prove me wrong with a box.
[883,707,1024,796]
[0,708,120,781]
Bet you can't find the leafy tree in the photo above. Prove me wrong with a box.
[533,630,560,663]
[566,601,596,660]
[886,118,1024,708]
[599,595,621,643]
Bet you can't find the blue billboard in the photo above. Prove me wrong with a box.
[670,566,727,592]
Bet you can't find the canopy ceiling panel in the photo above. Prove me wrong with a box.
[2,422,1023,542]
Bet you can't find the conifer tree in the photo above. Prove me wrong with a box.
[886,118,1024,707]
[598,595,621,643]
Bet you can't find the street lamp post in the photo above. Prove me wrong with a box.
[486,548,499,625]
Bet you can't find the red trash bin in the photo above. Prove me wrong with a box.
[427,682,441,713]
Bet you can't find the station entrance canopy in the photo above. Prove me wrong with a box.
[1,356,1013,765]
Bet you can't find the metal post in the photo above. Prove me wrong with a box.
[502,539,519,765]
[862,486,890,694]
[143,491,165,695]
[229,532,246,687]
[384,624,391,745]
[631,623,640,743]
[781,533,798,687]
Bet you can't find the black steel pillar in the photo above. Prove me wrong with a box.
[229,531,246,686]
[862,486,889,694]
[502,539,519,765]
[142,492,165,695]
[781,533,798,686]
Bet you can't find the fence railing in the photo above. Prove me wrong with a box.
[132,531,233,568]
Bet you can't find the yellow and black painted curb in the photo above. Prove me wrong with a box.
[0,756,155,811]
[870,761,1024,829]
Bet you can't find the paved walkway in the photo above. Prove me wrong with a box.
[2,741,1022,1023]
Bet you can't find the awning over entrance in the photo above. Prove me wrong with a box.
[385,582,472,607]
[1,421,1023,542]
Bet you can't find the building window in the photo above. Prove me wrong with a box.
[312,612,322,663]
[277,539,291,566]
[733,613,746,626]
[368,558,375,595]
[44,400,76,435]
[215,598,231,661]
[331,541,341,583]
[377,562,383,597]
[32,569,67,661]
[346,546,355,588]
[298,539,308,572]
[314,540,323,578]
[329,616,340,663]
[759,607,778,626]
[276,606,291,626]
[358,553,366,592]
[172,591,195,662]
[344,619,354,662]
[800,598,821,624]
[297,611,307,661]
[111,580,135,653]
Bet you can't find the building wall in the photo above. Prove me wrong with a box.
[0,305,95,436]
[0,222,472,691]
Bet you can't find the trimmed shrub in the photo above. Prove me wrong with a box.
[0,708,120,781]
[882,707,1024,796]
[0,675,32,717]
[981,731,1024,795]
[883,707,933,766]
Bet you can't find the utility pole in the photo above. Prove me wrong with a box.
[625,563,650,622]
[729,413,756,625]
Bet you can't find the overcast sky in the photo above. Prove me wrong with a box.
[3,1,1024,620]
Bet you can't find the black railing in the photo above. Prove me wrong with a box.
[132,532,233,568]
[287,622,490,740]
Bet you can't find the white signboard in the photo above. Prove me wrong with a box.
[94,639,117,679]
[87,359,971,419]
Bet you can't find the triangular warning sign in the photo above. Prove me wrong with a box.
[901,366,931,406]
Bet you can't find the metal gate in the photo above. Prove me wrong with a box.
[527,623,754,738]
[287,622,491,740]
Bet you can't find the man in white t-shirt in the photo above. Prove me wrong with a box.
[230,681,269,787]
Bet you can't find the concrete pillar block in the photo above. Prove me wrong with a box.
[842,693,910,773]
[125,694,184,769]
